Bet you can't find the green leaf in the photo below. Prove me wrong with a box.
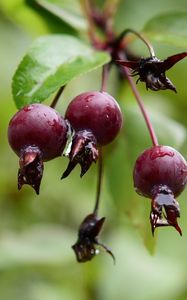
[12,34,110,109]
[143,12,187,47]
[35,0,87,31]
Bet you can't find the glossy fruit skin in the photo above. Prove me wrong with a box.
[133,145,187,198]
[65,91,123,146]
[8,103,67,161]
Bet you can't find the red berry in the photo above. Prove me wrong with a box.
[133,145,187,235]
[8,103,67,161]
[8,103,68,194]
[133,145,187,198]
[62,91,123,179]
[65,91,123,146]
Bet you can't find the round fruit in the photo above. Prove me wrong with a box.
[8,103,68,161]
[65,91,123,146]
[133,145,187,198]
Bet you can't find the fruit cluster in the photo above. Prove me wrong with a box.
[8,91,122,262]
[8,91,123,192]
[8,2,187,263]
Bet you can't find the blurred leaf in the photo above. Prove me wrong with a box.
[0,0,51,35]
[0,225,75,268]
[0,0,77,36]
[105,104,186,253]
[35,0,87,31]
[12,34,110,109]
[0,18,31,95]
[143,12,187,47]
[0,272,85,300]
[106,135,156,254]
[99,230,184,300]
[114,0,187,33]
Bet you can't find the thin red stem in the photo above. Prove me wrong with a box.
[116,29,155,57]
[93,148,103,216]
[50,86,65,108]
[81,0,101,47]
[100,64,110,92]
[124,67,158,146]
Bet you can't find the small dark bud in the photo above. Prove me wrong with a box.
[117,52,187,92]
[72,213,115,263]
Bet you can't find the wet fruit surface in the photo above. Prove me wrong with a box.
[133,145,187,235]
[133,145,187,198]
[8,103,68,161]
[65,91,123,146]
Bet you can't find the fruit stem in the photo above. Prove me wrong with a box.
[100,64,110,92]
[93,147,103,215]
[116,28,155,57]
[81,0,102,48]
[50,86,65,108]
[120,54,158,146]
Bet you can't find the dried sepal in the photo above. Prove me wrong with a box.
[72,213,115,263]
[18,146,43,195]
[161,52,187,71]
[117,52,187,92]
[62,130,99,179]
[150,186,182,236]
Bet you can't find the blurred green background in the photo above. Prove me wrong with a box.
[1,0,187,299]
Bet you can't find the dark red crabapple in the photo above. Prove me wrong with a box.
[133,145,187,235]
[65,91,123,146]
[62,91,123,178]
[8,103,68,194]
